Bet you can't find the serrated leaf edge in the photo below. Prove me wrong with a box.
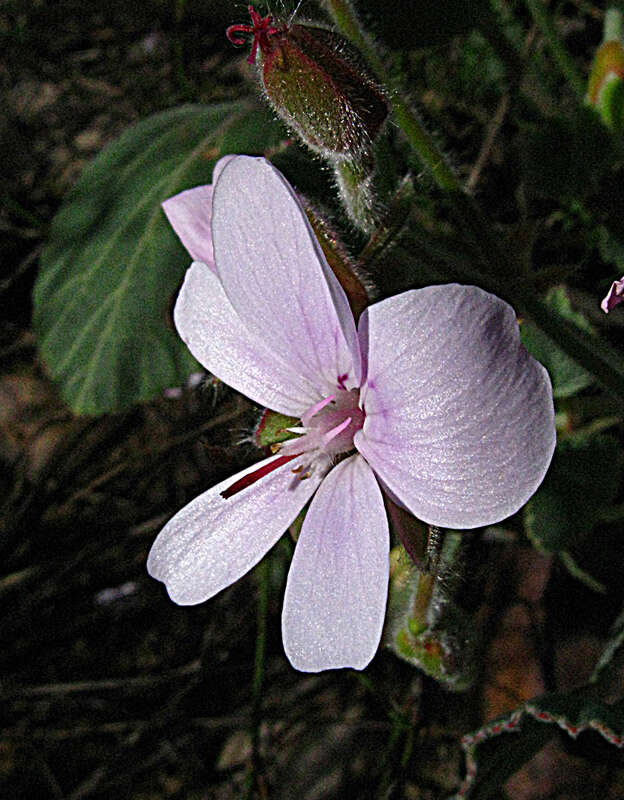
[456,698,624,797]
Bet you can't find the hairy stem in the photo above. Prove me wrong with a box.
[322,0,461,192]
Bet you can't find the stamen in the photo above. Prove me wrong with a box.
[302,394,336,426]
[221,453,300,499]
[322,415,352,447]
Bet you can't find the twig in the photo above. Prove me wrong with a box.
[466,94,510,194]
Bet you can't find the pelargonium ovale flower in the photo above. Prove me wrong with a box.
[148,155,556,672]
[601,276,624,313]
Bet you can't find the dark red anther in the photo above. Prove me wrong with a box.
[226,5,281,65]
[220,453,300,499]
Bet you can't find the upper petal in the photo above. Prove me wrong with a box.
[211,156,362,394]
[174,261,325,416]
[147,453,323,605]
[355,285,556,529]
[162,156,236,270]
[282,454,389,672]
[162,185,216,269]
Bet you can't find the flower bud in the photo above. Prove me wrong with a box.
[227,6,388,160]
[384,539,477,691]
[587,9,624,130]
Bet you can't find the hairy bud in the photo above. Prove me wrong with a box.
[227,5,388,160]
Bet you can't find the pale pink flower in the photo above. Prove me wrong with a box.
[148,156,556,672]
[601,276,624,313]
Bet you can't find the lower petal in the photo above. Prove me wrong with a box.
[282,454,389,672]
[147,454,323,605]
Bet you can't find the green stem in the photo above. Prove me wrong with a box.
[322,0,461,192]
[3,193,45,229]
[525,0,586,98]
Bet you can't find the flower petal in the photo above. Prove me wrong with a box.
[174,261,325,416]
[355,285,556,529]
[162,185,216,269]
[601,276,624,313]
[282,454,389,672]
[162,156,236,270]
[211,156,362,394]
[147,453,323,605]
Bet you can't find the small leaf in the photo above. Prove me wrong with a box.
[520,286,594,398]
[525,432,621,551]
[458,690,624,798]
[34,102,286,414]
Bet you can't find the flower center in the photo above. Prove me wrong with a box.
[220,389,364,500]
[280,388,365,460]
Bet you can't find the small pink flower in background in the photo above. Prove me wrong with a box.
[601,276,624,313]
[148,156,556,672]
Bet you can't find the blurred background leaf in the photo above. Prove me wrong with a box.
[525,431,622,591]
[521,286,595,399]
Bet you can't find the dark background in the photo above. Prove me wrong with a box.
[2,1,624,797]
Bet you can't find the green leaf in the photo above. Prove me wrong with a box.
[524,432,621,587]
[519,107,614,200]
[34,102,286,415]
[520,286,594,399]
[458,690,624,799]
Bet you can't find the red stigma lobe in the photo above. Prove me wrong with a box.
[226,5,282,65]
[220,453,300,499]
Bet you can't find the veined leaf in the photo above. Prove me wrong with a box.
[34,102,286,414]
